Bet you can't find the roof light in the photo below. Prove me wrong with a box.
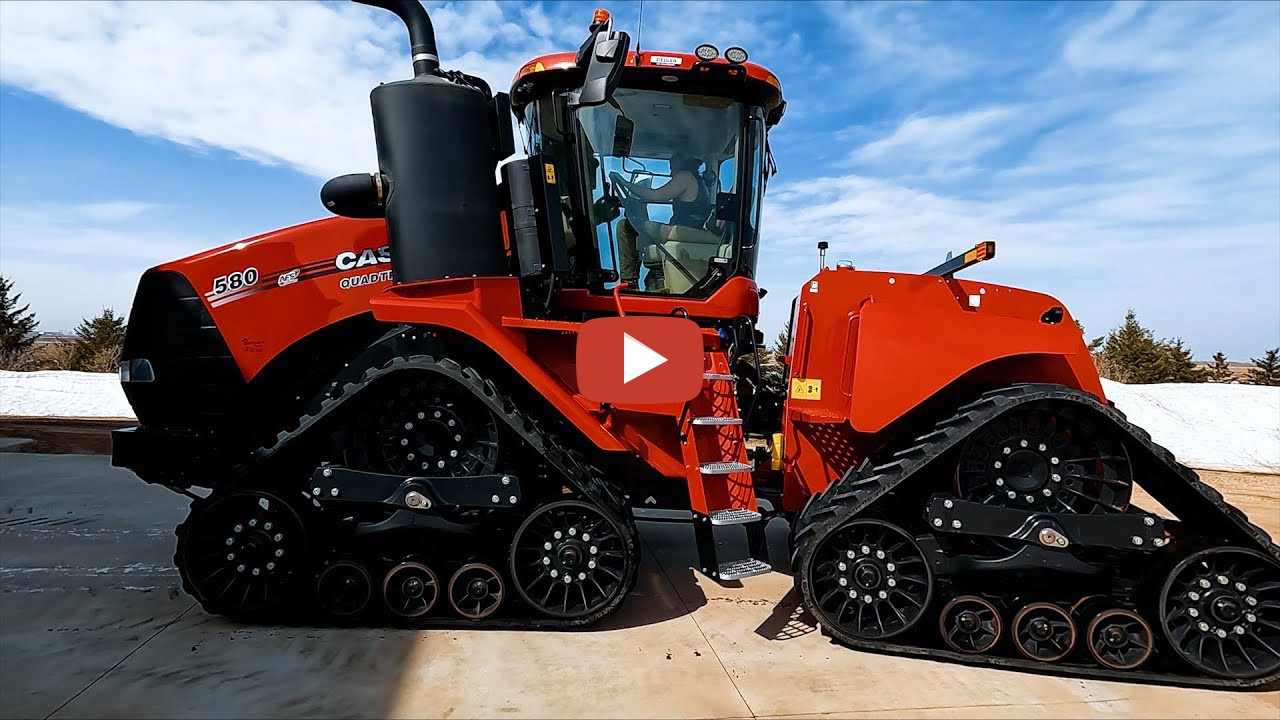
[694,44,719,61]
[724,47,748,64]
[592,8,611,24]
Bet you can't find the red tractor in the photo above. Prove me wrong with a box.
[112,1,1277,686]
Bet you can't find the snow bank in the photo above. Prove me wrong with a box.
[1101,379,1280,474]
[0,370,134,419]
[0,371,1276,473]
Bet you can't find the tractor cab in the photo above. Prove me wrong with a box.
[509,26,785,304]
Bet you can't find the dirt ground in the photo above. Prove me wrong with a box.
[0,417,129,455]
[1135,470,1280,539]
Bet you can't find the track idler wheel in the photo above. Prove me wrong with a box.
[939,595,1002,654]
[806,519,933,640]
[316,561,372,619]
[1086,608,1154,670]
[176,490,307,618]
[383,562,440,619]
[1159,547,1280,679]
[509,500,634,620]
[1013,602,1076,662]
[448,563,505,620]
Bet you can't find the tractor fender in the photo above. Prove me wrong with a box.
[786,269,1104,435]
[367,277,628,452]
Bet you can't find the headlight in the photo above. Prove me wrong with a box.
[724,46,748,64]
[694,44,719,61]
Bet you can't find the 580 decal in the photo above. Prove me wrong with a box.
[211,267,259,296]
[204,245,395,308]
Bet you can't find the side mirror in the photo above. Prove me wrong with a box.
[571,28,631,108]
[611,115,635,156]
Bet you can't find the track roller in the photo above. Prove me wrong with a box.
[509,500,633,620]
[316,561,372,618]
[1012,602,1076,662]
[1086,608,1153,670]
[1159,546,1280,679]
[448,563,505,620]
[805,519,933,639]
[939,595,1002,654]
[383,562,440,619]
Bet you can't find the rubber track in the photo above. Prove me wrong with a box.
[178,345,639,630]
[791,383,1280,689]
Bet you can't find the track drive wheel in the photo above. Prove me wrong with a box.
[509,500,636,621]
[345,374,500,477]
[383,562,441,619]
[448,563,505,620]
[939,595,1002,654]
[1012,602,1076,662]
[316,561,373,619]
[955,403,1132,514]
[805,519,933,640]
[1086,609,1154,670]
[1159,547,1280,679]
[176,490,307,619]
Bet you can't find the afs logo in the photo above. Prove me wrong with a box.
[277,268,301,287]
[576,317,703,405]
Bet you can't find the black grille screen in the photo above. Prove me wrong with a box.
[121,270,244,429]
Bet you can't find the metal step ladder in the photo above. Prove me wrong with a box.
[681,357,771,582]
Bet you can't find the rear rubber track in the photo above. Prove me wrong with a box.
[791,382,1280,689]
[177,328,639,629]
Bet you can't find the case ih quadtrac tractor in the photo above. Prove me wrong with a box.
[112,1,1278,687]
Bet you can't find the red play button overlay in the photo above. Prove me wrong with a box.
[577,316,703,404]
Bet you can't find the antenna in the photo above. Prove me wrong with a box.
[634,0,645,65]
[817,241,829,271]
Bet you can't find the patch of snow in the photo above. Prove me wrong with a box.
[1102,379,1280,474]
[0,370,134,419]
[0,371,1276,474]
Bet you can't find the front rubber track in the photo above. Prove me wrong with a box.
[793,383,1279,689]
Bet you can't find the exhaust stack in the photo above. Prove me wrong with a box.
[355,0,439,76]
[334,0,504,285]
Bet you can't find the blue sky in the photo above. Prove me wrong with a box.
[0,0,1277,360]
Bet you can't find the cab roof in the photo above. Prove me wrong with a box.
[510,50,786,124]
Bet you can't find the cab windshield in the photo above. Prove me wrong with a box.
[572,88,760,295]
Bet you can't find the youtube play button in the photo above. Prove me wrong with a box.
[577,316,703,404]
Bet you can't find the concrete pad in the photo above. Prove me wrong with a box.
[3,454,1277,720]
[53,541,747,720]
[643,520,1280,719]
[1,453,193,719]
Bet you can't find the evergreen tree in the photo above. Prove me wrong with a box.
[72,308,127,371]
[1100,310,1168,383]
[1159,338,1205,383]
[1206,352,1234,383]
[0,276,38,355]
[1248,348,1280,386]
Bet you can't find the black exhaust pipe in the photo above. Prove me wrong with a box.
[336,0,505,285]
[355,0,439,76]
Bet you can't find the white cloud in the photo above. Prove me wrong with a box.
[823,1,971,80]
[752,2,1280,359]
[0,1,570,180]
[851,106,1020,176]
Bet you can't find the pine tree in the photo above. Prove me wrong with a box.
[1248,348,1280,386]
[1159,338,1205,383]
[0,276,38,355]
[1100,310,1168,383]
[72,308,127,371]
[1206,352,1234,383]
